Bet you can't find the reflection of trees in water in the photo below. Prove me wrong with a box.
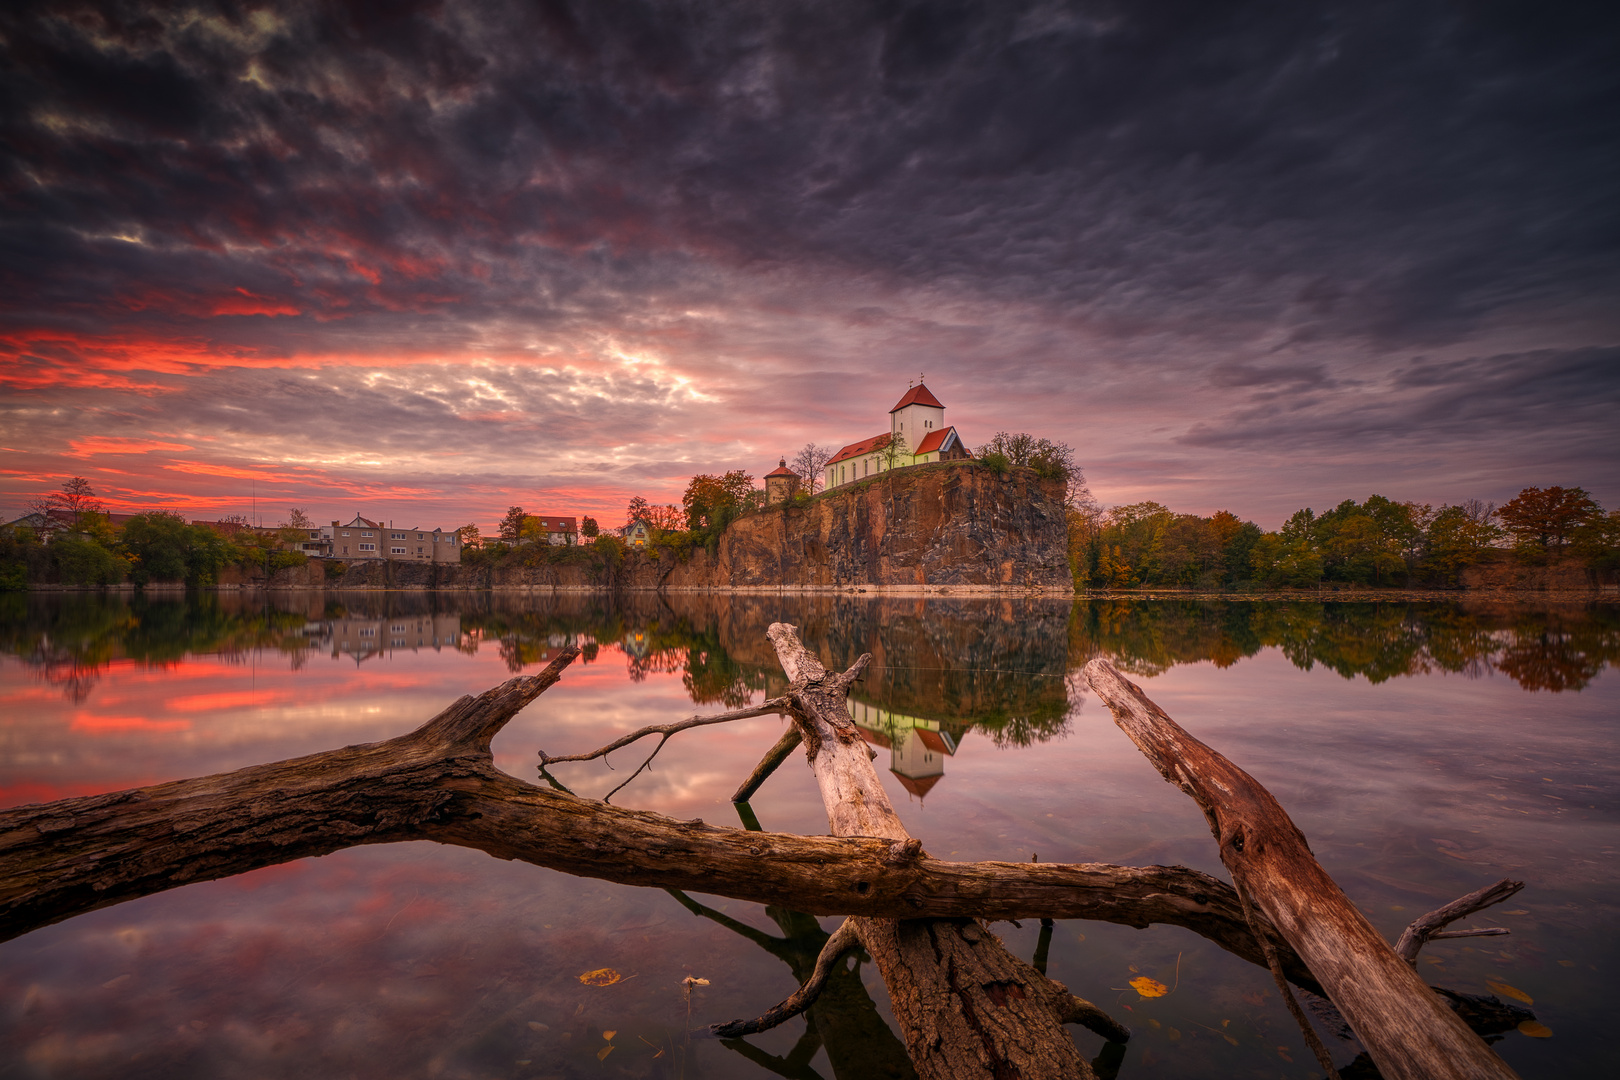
[0,592,312,701]
[1070,600,1620,692]
[5,593,1612,707]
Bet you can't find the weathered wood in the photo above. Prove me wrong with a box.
[1395,878,1522,966]
[732,725,804,803]
[1083,657,1520,1080]
[768,622,1126,1080]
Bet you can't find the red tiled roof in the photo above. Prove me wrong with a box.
[915,728,956,756]
[525,515,577,531]
[827,432,892,466]
[914,426,959,455]
[859,728,892,750]
[893,772,943,799]
[765,458,798,478]
[889,383,944,412]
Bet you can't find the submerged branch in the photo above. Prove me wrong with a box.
[712,919,862,1036]
[1395,878,1523,966]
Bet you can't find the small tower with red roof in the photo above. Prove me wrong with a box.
[765,457,801,506]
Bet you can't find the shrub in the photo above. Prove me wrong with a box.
[980,451,1011,476]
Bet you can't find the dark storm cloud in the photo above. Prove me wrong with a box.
[1180,346,1620,459]
[5,0,1617,345]
[2,0,1617,518]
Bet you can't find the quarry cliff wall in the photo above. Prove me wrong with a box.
[301,462,1072,593]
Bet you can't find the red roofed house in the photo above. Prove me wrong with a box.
[824,381,968,491]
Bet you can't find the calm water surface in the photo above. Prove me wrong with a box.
[1,593,1617,1079]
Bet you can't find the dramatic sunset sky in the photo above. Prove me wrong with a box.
[2,0,1616,530]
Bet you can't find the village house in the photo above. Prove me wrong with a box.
[330,516,462,563]
[516,515,577,546]
[620,519,652,547]
[824,382,969,491]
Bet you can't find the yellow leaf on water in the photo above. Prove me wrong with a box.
[602,1030,616,1040]
[1486,978,1533,1005]
[1128,965,1140,973]
[579,968,622,987]
[1129,976,1168,998]
[1277,1047,1294,1063]
[597,1044,614,1061]
[1223,1034,1238,1046]
[1517,1020,1553,1038]
[1074,933,1085,942]
[1167,1027,1181,1042]
[1557,960,1575,967]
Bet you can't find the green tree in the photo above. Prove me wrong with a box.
[122,512,191,583]
[681,471,756,531]
[877,431,911,471]
[581,516,599,538]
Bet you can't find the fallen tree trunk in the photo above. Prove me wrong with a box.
[0,652,1313,1003]
[1083,657,1520,1080]
[764,622,1124,1080]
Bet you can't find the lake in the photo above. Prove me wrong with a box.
[2,591,1616,1079]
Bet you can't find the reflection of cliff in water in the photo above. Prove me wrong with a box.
[1070,599,1620,692]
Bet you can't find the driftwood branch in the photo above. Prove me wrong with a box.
[537,696,790,802]
[732,725,804,803]
[712,919,863,1036]
[1395,878,1523,966]
[1083,657,1520,1080]
[766,622,1129,1080]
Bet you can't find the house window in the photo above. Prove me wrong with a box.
[416,533,424,540]
[391,546,406,554]
[362,531,373,537]
[359,543,376,551]
[341,531,350,537]
[359,628,375,637]
[417,546,424,553]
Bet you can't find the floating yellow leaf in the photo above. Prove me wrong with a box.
[1074,933,1086,942]
[1486,978,1533,1005]
[1128,965,1140,973]
[1167,1027,1181,1042]
[1222,1033,1238,1046]
[597,1044,614,1061]
[1130,976,1169,998]
[1277,1047,1294,1062]
[579,968,622,987]
[1146,1018,1161,1029]
[602,1030,616,1040]
[1517,1020,1553,1038]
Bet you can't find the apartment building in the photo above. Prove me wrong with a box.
[331,516,462,563]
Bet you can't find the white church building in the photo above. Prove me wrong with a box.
[824,382,969,491]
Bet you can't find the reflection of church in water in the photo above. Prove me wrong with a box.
[848,695,969,800]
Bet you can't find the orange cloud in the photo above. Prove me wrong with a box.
[68,437,194,457]
[210,288,302,318]
[165,689,291,713]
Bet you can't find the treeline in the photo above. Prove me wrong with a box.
[1072,486,1620,590]
[1,479,308,590]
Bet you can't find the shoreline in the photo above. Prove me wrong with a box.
[13,582,1618,601]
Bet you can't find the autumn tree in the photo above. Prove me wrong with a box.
[647,504,685,532]
[977,432,1077,482]
[285,508,313,529]
[456,523,481,548]
[1423,502,1504,584]
[581,516,599,538]
[1495,486,1601,551]
[682,471,757,530]
[499,505,527,543]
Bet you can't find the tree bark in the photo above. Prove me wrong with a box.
[1082,658,1520,1080]
[766,622,1123,1080]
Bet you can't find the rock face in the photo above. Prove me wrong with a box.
[287,461,1071,593]
[675,461,1071,591]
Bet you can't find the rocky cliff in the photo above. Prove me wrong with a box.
[296,461,1072,593]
